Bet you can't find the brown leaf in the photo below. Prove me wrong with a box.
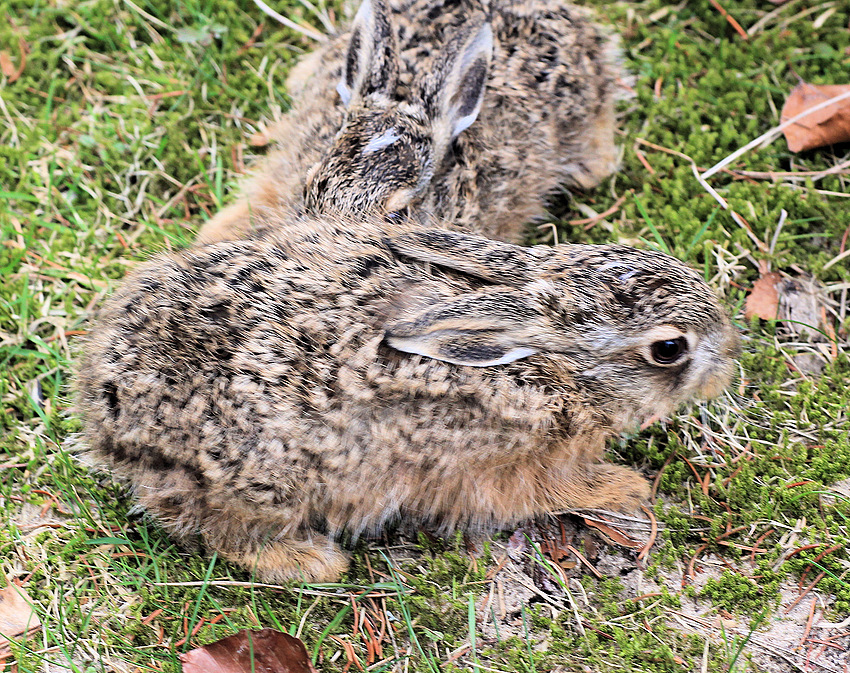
[180,629,318,673]
[582,518,642,549]
[0,52,15,78]
[781,82,850,152]
[0,38,27,83]
[0,583,41,659]
[744,271,781,321]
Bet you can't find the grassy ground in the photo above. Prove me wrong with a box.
[1,0,849,671]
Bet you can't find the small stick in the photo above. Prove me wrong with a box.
[798,598,818,651]
[564,544,602,579]
[785,571,826,615]
[684,543,709,586]
[567,192,629,228]
[749,528,775,566]
[708,0,748,40]
[637,505,658,563]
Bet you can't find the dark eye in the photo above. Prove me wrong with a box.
[650,337,688,365]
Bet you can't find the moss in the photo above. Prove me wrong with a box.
[702,568,781,617]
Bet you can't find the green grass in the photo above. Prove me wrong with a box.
[2,0,849,671]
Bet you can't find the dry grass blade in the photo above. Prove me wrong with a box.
[253,0,327,41]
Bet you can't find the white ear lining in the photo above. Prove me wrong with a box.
[338,0,376,108]
[386,335,538,367]
[451,111,479,137]
[447,23,493,138]
[337,80,353,107]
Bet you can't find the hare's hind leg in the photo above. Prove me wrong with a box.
[218,536,350,584]
[581,464,650,511]
[199,508,350,583]
[133,470,348,582]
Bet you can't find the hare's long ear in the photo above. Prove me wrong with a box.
[386,230,546,287]
[422,22,493,138]
[337,0,398,107]
[384,289,545,366]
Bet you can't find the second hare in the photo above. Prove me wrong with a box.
[198,0,620,243]
[78,214,740,582]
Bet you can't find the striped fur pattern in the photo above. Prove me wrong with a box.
[197,0,620,244]
[77,214,740,582]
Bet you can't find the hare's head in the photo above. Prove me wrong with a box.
[384,231,741,429]
[303,0,493,217]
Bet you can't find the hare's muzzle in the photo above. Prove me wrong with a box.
[694,328,741,400]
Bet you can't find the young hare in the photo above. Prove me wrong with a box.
[197,0,620,244]
[77,214,739,582]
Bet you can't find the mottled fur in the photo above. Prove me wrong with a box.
[197,0,619,244]
[77,214,739,582]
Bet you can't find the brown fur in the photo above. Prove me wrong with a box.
[76,213,739,582]
[197,0,620,244]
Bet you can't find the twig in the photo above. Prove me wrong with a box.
[798,597,818,651]
[785,571,826,615]
[708,0,748,39]
[564,544,602,579]
[822,248,850,272]
[637,505,658,563]
[567,192,629,228]
[722,157,850,181]
[684,543,709,586]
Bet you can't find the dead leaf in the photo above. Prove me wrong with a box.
[180,629,318,673]
[582,518,642,549]
[745,271,781,321]
[506,529,528,561]
[0,583,41,660]
[745,272,782,321]
[746,271,828,336]
[0,38,28,83]
[781,82,850,152]
[0,52,14,78]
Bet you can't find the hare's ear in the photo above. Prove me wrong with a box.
[423,22,493,138]
[384,288,544,366]
[337,0,398,107]
[386,230,546,287]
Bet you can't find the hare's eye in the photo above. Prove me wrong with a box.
[650,337,688,365]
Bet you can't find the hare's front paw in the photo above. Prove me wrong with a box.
[196,201,252,243]
[222,536,350,583]
[584,464,651,512]
[568,108,619,191]
[544,464,649,514]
